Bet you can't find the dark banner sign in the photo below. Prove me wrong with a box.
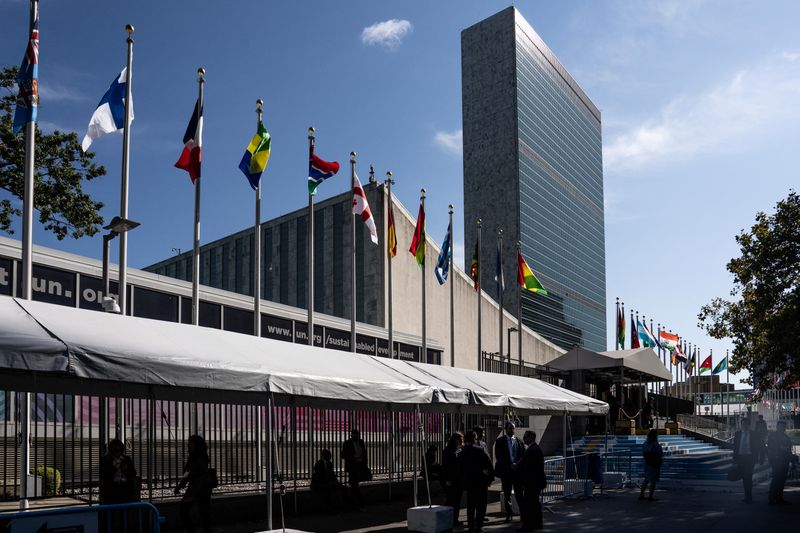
[325,327,350,351]
[356,334,376,356]
[294,322,324,347]
[0,257,12,296]
[15,262,76,307]
[397,343,420,362]
[262,314,293,342]
[78,275,119,312]
[376,338,391,358]
[134,286,179,323]
[223,306,254,335]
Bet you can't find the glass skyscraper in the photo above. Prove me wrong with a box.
[462,7,606,351]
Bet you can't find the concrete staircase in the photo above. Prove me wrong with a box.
[565,435,771,490]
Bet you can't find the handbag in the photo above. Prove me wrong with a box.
[207,468,219,489]
[727,464,741,482]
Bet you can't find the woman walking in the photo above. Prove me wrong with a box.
[175,435,216,533]
[640,429,663,501]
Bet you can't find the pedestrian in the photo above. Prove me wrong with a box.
[518,430,546,532]
[639,429,663,501]
[341,429,370,508]
[99,439,138,504]
[474,426,490,457]
[755,415,768,461]
[442,432,464,529]
[460,431,494,533]
[766,421,793,505]
[175,435,215,533]
[642,399,653,430]
[311,448,352,512]
[494,420,524,523]
[733,418,762,503]
[422,444,442,482]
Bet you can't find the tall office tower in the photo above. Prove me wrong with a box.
[462,7,606,351]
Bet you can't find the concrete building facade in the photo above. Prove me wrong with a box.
[462,7,607,352]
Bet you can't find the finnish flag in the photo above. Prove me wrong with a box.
[81,67,132,152]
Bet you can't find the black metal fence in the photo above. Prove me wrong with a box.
[481,352,567,386]
[1,391,504,504]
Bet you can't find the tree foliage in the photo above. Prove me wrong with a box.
[698,191,800,389]
[0,66,105,240]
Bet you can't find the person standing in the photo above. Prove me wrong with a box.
[754,415,768,461]
[311,448,351,512]
[175,435,214,533]
[518,430,546,532]
[494,421,524,523]
[766,421,793,505]
[733,418,762,503]
[474,426,490,457]
[99,439,137,504]
[639,429,663,501]
[460,431,494,533]
[442,432,464,529]
[341,429,369,508]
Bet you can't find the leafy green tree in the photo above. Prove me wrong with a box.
[698,191,800,389]
[0,66,105,240]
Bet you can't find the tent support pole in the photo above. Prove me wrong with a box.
[256,405,263,483]
[387,405,393,501]
[266,393,273,530]
[562,412,567,456]
[413,405,419,507]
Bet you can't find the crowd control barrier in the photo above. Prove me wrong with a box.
[0,501,164,533]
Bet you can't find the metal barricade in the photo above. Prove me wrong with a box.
[541,454,592,505]
[0,501,164,532]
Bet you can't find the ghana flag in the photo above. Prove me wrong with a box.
[409,201,425,266]
[517,252,548,295]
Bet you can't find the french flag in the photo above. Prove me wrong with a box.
[175,98,203,183]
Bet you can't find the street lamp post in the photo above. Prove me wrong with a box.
[101,216,140,313]
[507,326,518,374]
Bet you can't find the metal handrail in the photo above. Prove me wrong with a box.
[0,501,164,532]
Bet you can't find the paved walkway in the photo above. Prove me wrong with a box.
[230,479,799,533]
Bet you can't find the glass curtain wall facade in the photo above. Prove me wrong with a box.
[462,7,606,351]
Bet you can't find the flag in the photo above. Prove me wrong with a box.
[616,304,626,349]
[13,10,39,133]
[469,239,479,291]
[674,343,686,365]
[699,355,713,374]
[175,98,203,183]
[352,173,378,244]
[434,222,452,284]
[659,331,679,353]
[495,242,504,297]
[409,202,425,267]
[308,148,339,195]
[637,320,660,349]
[630,316,640,349]
[712,357,728,375]
[81,68,133,151]
[238,121,271,190]
[684,350,695,373]
[387,201,397,257]
[517,252,548,295]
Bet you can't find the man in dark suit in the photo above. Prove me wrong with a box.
[518,430,546,532]
[494,421,524,522]
[767,421,794,505]
[460,431,494,533]
[733,418,762,503]
[341,429,368,507]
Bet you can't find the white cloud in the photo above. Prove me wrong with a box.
[39,84,86,103]
[433,129,462,156]
[453,242,465,271]
[783,51,800,61]
[361,19,412,49]
[603,53,800,172]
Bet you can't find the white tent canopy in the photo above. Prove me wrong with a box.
[548,346,672,383]
[0,297,606,415]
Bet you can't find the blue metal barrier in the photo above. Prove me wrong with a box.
[0,501,164,533]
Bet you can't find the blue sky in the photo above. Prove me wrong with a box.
[2,0,799,388]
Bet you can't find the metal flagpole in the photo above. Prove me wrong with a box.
[350,152,357,353]
[254,101,263,486]
[307,127,315,346]
[449,205,455,366]
[386,171,395,358]
[476,219,482,370]
[517,241,523,371]
[254,100,263,338]
[497,229,504,361]
[726,349,730,430]
[420,189,427,363]
[19,2,38,509]
[117,24,134,316]
[615,298,619,350]
[191,68,205,326]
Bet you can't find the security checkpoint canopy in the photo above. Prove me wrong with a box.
[0,297,607,415]
[548,346,672,383]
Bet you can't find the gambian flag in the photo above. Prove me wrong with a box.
[308,148,339,195]
[238,120,271,190]
[469,239,479,291]
[387,200,397,258]
[699,355,713,374]
[517,252,547,295]
[712,357,728,375]
[175,98,203,183]
[352,172,378,244]
[409,202,425,267]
